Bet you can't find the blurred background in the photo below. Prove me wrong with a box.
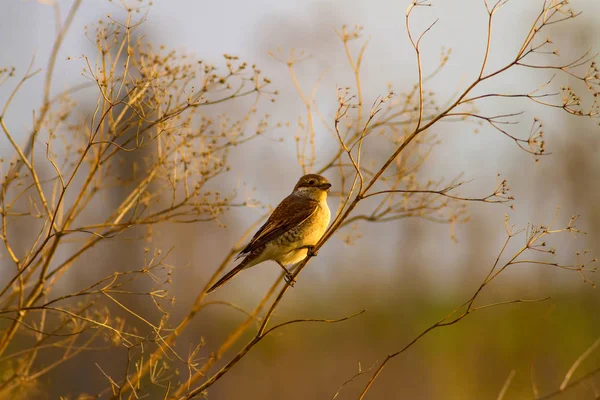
[1,0,599,398]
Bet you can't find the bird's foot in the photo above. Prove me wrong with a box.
[297,245,318,257]
[277,261,295,286]
[306,245,318,257]
[284,273,296,287]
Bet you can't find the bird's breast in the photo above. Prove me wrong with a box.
[268,200,330,265]
[295,200,331,246]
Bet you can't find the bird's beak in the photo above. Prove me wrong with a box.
[319,183,332,191]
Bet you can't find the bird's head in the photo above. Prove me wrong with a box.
[293,174,331,201]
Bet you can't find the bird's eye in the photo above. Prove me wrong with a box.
[307,179,316,185]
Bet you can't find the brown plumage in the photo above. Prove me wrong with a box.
[207,174,331,293]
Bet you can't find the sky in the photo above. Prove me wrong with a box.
[1,0,599,291]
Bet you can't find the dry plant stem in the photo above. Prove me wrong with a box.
[182,58,396,400]
[179,118,364,398]
[497,369,516,400]
[355,216,587,399]
[180,0,598,396]
[331,362,378,400]
[537,366,600,399]
[179,307,365,400]
[270,48,329,173]
[287,53,316,173]
[531,336,600,400]
[0,0,596,397]
[336,25,369,137]
[2,70,264,295]
[116,216,268,398]
[170,39,372,397]
[0,327,102,395]
[0,7,119,352]
[559,337,600,391]
[1,91,56,234]
[355,297,549,400]
[169,275,283,399]
[6,0,83,181]
[0,3,274,394]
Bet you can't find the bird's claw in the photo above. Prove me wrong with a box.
[284,273,296,287]
[306,245,317,257]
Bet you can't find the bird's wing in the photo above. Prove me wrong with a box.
[238,194,320,257]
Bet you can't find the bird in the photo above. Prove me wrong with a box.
[207,174,332,293]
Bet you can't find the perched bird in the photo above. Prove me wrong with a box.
[207,174,332,293]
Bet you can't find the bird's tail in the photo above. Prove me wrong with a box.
[207,264,245,293]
